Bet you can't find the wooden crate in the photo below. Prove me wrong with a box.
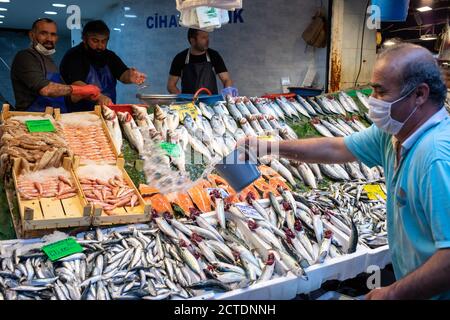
[11,158,92,232]
[1,104,54,123]
[73,157,151,226]
[54,105,122,162]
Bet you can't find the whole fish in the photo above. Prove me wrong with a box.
[243,98,260,115]
[307,163,323,182]
[297,163,317,189]
[239,118,257,137]
[222,114,238,134]
[270,159,297,186]
[117,112,144,154]
[311,119,334,137]
[233,128,247,141]
[269,101,286,120]
[247,115,265,135]
[212,102,229,116]
[320,119,346,137]
[198,102,215,120]
[102,106,123,154]
[210,115,226,136]
[288,99,311,118]
[235,99,252,118]
[356,92,371,110]
[296,96,317,116]
[307,97,325,114]
[187,134,213,161]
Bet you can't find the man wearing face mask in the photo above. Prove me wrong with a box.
[11,18,101,112]
[240,43,450,300]
[60,20,146,112]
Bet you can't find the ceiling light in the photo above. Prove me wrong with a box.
[417,6,432,12]
[420,34,437,41]
[0,21,3,24]
[0,15,4,18]
[52,3,67,8]
[0,1,10,3]
[44,11,58,15]
[124,7,131,11]
[384,40,396,46]
[0,8,7,11]
[124,14,137,18]
[113,28,121,32]
[120,23,125,26]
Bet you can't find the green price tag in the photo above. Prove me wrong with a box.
[25,119,55,133]
[42,238,83,262]
[160,142,181,158]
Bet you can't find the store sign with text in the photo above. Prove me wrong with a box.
[146,10,244,30]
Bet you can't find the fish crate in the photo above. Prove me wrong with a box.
[54,105,122,162]
[1,104,54,123]
[11,157,92,235]
[72,157,151,226]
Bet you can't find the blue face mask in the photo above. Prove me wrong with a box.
[368,88,418,135]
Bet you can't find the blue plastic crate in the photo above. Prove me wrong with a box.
[288,87,323,97]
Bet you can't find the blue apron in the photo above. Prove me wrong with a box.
[70,64,117,112]
[28,71,68,113]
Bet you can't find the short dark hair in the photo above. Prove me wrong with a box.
[82,20,110,37]
[187,28,199,45]
[379,43,447,106]
[31,18,56,32]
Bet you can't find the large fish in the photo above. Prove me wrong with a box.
[102,106,123,154]
[211,115,226,136]
[117,112,144,154]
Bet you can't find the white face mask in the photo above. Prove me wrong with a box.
[35,42,56,56]
[368,88,418,135]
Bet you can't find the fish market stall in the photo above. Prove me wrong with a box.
[0,88,391,300]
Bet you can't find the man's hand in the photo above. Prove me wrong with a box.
[237,137,276,159]
[129,68,147,85]
[97,94,113,106]
[365,286,397,300]
[71,84,101,100]
[222,87,239,98]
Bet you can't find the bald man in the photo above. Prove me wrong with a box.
[241,43,450,300]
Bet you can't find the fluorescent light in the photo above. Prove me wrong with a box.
[420,34,437,41]
[384,40,396,46]
[0,15,4,18]
[124,14,137,18]
[124,7,130,11]
[44,11,58,15]
[0,1,10,3]
[52,3,67,8]
[113,28,121,32]
[417,6,432,12]
[120,23,125,26]
[0,8,7,11]
[0,21,3,24]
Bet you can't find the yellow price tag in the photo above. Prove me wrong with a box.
[170,103,199,122]
[258,136,276,141]
[363,184,386,200]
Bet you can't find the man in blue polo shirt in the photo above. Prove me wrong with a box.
[241,43,450,299]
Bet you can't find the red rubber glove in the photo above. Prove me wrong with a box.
[71,85,101,100]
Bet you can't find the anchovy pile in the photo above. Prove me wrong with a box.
[300,182,388,249]
[0,186,358,300]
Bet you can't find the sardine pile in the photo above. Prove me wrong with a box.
[302,182,388,248]
[0,186,358,300]
[0,116,70,178]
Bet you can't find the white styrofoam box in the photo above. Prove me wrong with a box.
[213,274,298,300]
[365,245,391,271]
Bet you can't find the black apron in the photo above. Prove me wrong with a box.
[181,49,219,95]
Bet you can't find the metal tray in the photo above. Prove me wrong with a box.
[136,94,179,106]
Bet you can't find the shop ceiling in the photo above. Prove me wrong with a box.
[381,0,449,52]
[0,0,121,34]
